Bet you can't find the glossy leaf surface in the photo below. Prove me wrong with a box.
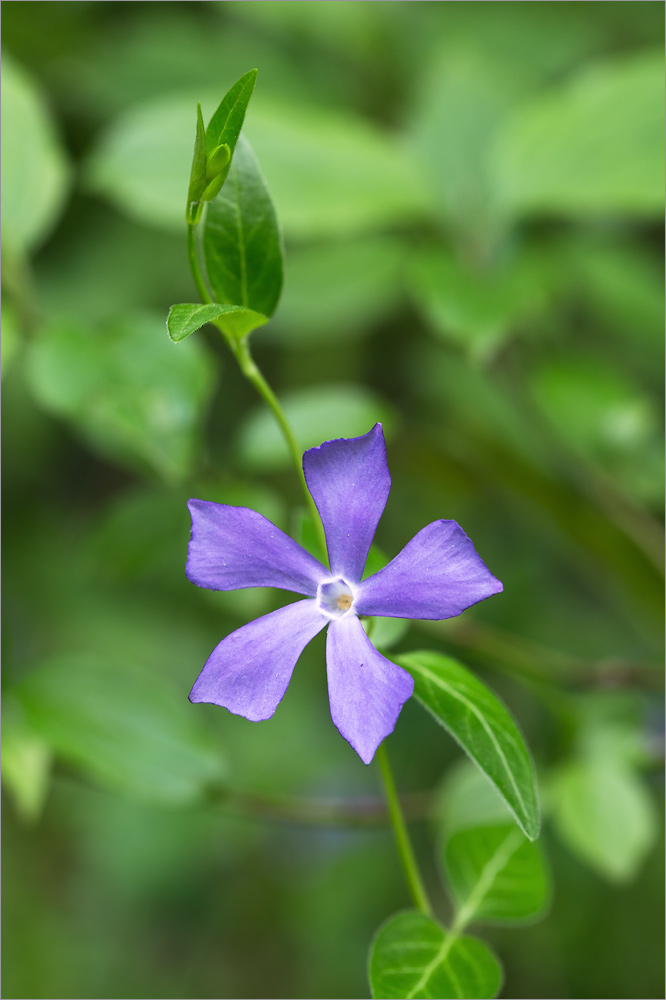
[443,824,549,925]
[398,651,539,840]
[203,135,283,317]
[204,69,257,182]
[369,911,502,1000]
[167,302,268,343]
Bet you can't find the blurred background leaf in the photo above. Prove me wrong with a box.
[1,55,71,258]
[25,312,216,481]
[16,653,228,807]
[493,53,665,218]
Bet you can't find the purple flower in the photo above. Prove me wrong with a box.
[187,425,502,764]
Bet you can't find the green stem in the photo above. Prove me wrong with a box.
[232,338,327,557]
[187,223,212,304]
[376,742,433,916]
[186,218,327,558]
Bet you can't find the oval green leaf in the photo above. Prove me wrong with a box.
[2,56,71,256]
[203,135,283,317]
[369,910,502,1000]
[167,302,268,344]
[550,758,658,882]
[16,654,227,806]
[397,651,540,840]
[443,824,549,926]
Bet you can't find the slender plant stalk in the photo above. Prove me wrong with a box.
[231,338,327,556]
[187,224,212,304]
[187,219,328,558]
[376,742,433,917]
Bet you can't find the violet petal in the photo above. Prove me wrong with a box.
[355,520,503,620]
[303,423,390,584]
[187,500,327,596]
[189,599,326,720]
[326,614,414,764]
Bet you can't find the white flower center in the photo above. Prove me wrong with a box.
[317,577,356,619]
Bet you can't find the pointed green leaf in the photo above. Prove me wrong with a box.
[369,911,502,1000]
[204,68,257,190]
[203,135,283,316]
[16,654,227,806]
[186,103,207,223]
[167,302,268,344]
[397,651,540,840]
[443,824,549,926]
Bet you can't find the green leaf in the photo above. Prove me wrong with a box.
[493,53,665,217]
[84,90,425,238]
[204,68,257,183]
[443,824,549,926]
[550,758,658,882]
[369,911,502,1000]
[1,55,71,256]
[236,383,396,472]
[397,651,540,840]
[437,760,516,835]
[88,71,257,232]
[186,103,207,223]
[1,697,52,822]
[167,302,268,344]
[203,135,283,317]
[16,654,227,806]
[26,312,216,482]
[86,93,210,231]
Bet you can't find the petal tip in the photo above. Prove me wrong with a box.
[303,423,386,462]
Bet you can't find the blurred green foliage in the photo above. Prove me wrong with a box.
[2,3,663,999]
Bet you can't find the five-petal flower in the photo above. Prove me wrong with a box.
[186,424,502,764]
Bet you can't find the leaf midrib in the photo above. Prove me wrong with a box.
[413,660,532,831]
[451,828,523,932]
[230,164,248,307]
